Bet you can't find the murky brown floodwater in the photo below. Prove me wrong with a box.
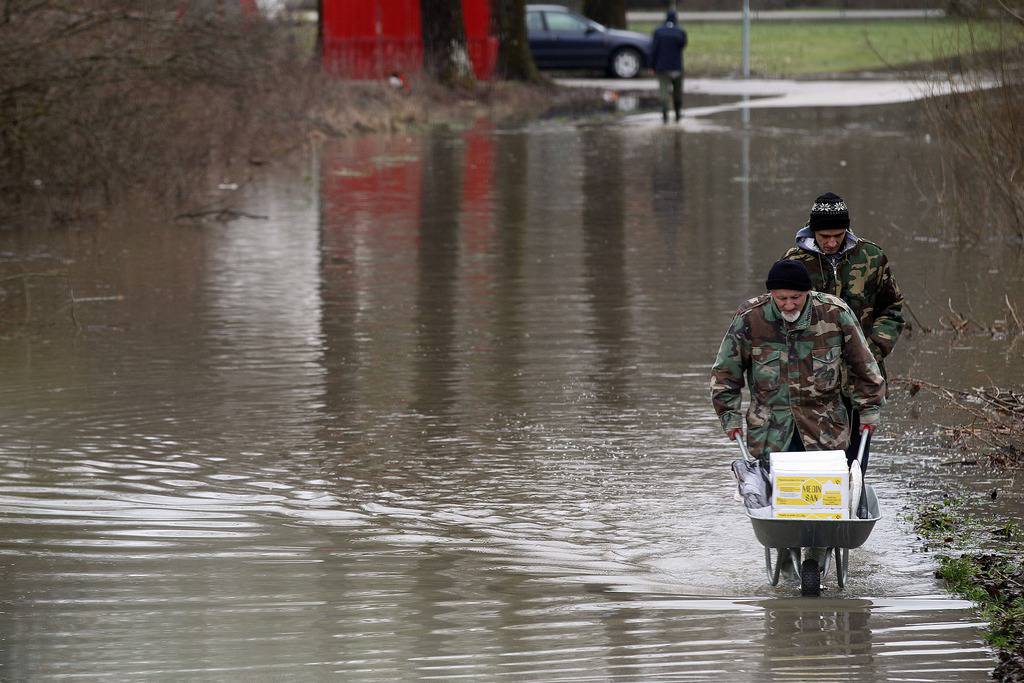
[1,102,1022,681]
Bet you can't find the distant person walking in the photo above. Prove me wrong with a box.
[651,9,688,123]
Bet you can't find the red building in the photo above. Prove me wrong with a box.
[323,0,498,80]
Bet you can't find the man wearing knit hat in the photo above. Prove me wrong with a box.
[781,192,904,459]
[710,259,885,461]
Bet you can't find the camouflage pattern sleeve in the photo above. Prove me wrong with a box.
[709,313,750,434]
[837,306,885,425]
[868,255,905,359]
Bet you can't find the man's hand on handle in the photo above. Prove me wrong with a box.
[727,428,742,441]
[860,424,876,434]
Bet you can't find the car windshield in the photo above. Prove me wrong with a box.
[526,11,543,32]
[544,11,593,33]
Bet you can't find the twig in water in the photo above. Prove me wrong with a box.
[1006,294,1023,334]
[0,270,63,282]
[175,208,268,222]
[1,270,80,331]
[997,0,1024,23]
[946,298,976,333]
[903,300,933,333]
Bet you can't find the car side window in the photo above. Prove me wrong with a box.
[544,11,588,33]
[526,11,544,32]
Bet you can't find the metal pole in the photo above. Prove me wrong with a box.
[741,0,750,80]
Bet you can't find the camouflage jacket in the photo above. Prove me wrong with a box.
[782,228,905,375]
[710,291,885,459]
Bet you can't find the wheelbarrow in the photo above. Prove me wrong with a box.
[737,431,882,596]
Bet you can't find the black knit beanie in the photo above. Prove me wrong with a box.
[808,192,850,232]
[765,259,812,292]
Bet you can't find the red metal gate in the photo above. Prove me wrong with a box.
[323,0,498,80]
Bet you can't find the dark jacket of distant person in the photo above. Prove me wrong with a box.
[651,12,688,73]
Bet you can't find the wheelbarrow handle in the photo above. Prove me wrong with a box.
[856,427,872,475]
[853,427,873,518]
[733,433,755,463]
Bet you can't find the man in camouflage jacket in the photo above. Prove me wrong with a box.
[781,191,903,459]
[710,260,886,460]
[780,192,905,377]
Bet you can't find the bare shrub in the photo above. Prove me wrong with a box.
[0,2,603,230]
[0,1,310,225]
[893,376,1024,468]
[922,10,1024,239]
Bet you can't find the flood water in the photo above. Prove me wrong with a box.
[1,102,1022,680]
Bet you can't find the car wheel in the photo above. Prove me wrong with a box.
[610,47,642,79]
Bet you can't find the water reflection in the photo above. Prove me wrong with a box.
[490,132,529,421]
[0,105,1019,679]
[758,597,876,679]
[650,129,685,271]
[413,129,462,427]
[582,127,634,414]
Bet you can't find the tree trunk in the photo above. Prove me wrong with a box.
[1,0,25,185]
[313,0,323,67]
[582,0,627,29]
[420,0,475,87]
[491,0,540,81]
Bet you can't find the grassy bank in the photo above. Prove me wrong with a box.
[900,373,1024,677]
[916,498,1024,679]
[630,19,1012,76]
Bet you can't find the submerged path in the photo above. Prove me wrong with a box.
[556,76,989,118]
[0,94,1007,680]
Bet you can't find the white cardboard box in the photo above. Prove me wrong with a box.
[770,450,850,520]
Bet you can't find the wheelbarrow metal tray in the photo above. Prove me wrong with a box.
[747,484,881,549]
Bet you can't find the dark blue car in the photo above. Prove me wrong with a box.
[525,4,652,78]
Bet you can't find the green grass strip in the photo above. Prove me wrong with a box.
[915,498,1024,653]
[630,19,1015,77]
[936,554,1024,650]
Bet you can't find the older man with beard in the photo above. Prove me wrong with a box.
[710,260,886,461]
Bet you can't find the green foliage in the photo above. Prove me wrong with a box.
[629,19,1012,77]
[915,497,969,543]
[994,520,1024,541]
[920,498,1024,663]
[936,553,1024,650]
[936,555,989,603]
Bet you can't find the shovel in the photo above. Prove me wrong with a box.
[851,426,873,519]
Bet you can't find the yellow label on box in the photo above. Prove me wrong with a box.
[802,479,823,503]
[776,477,804,494]
[777,497,820,506]
[775,476,845,506]
[774,511,845,520]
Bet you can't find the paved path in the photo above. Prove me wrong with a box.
[555,76,988,119]
[629,9,945,22]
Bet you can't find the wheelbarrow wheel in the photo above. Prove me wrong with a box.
[801,558,821,596]
[835,547,849,589]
